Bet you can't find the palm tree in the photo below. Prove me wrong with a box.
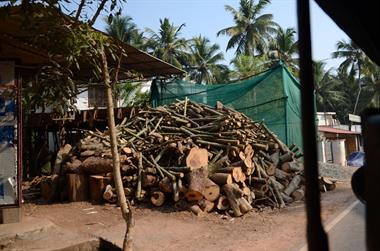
[105,15,137,44]
[332,39,369,114]
[313,61,347,114]
[217,0,277,56]
[230,54,269,79]
[186,36,227,84]
[145,18,189,68]
[268,27,298,73]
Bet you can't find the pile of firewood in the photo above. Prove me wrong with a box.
[60,100,332,217]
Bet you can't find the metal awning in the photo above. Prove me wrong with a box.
[0,5,185,78]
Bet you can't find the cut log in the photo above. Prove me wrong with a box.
[216,195,229,210]
[203,178,220,202]
[223,183,252,217]
[186,147,208,171]
[291,188,304,201]
[265,162,276,176]
[270,152,280,167]
[274,168,291,181]
[189,204,206,217]
[53,144,72,174]
[159,177,172,193]
[64,158,82,173]
[67,174,88,202]
[198,199,215,213]
[319,177,336,191]
[217,166,243,183]
[81,157,113,174]
[80,150,96,157]
[279,152,294,163]
[281,161,302,173]
[142,174,157,188]
[103,184,113,201]
[283,175,302,196]
[151,190,165,207]
[186,167,208,201]
[89,175,111,203]
[209,173,233,186]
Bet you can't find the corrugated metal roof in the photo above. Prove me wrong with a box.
[0,5,185,78]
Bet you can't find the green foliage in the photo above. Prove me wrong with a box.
[145,18,189,68]
[217,0,277,56]
[186,35,227,84]
[267,27,298,74]
[230,54,269,79]
[105,15,137,44]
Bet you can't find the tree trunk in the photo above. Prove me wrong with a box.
[101,46,133,251]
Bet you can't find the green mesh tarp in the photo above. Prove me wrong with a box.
[152,62,303,149]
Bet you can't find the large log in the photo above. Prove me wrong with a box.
[216,195,229,210]
[203,178,220,202]
[291,188,305,201]
[151,190,165,207]
[81,157,113,174]
[281,161,302,173]
[64,158,82,173]
[283,175,302,196]
[223,183,252,217]
[186,167,208,201]
[209,173,233,186]
[89,175,111,203]
[198,199,215,213]
[67,174,88,202]
[186,147,208,171]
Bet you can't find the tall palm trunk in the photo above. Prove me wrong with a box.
[100,45,134,251]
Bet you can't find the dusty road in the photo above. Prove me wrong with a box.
[17,181,357,251]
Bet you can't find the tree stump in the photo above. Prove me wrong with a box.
[67,173,89,202]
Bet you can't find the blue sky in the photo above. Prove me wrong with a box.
[94,0,349,70]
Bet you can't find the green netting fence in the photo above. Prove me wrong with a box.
[151,62,304,149]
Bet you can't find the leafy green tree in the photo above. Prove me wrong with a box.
[187,35,227,84]
[217,0,277,56]
[105,15,137,44]
[268,27,298,74]
[313,61,346,114]
[3,2,133,249]
[230,54,269,79]
[145,18,188,68]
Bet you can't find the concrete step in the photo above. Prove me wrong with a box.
[0,217,102,251]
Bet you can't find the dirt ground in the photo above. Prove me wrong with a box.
[21,180,357,251]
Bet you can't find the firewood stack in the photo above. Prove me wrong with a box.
[61,100,331,217]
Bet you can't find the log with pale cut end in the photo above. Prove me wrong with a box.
[281,161,302,173]
[89,175,111,203]
[142,174,157,188]
[81,157,113,174]
[198,199,215,213]
[189,204,206,217]
[223,183,252,217]
[186,167,208,201]
[217,195,230,210]
[103,184,113,201]
[244,144,254,159]
[151,190,165,207]
[159,177,172,193]
[283,175,302,196]
[217,166,243,183]
[319,177,336,191]
[203,178,220,202]
[122,147,133,155]
[210,173,233,186]
[291,188,304,201]
[186,147,208,171]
